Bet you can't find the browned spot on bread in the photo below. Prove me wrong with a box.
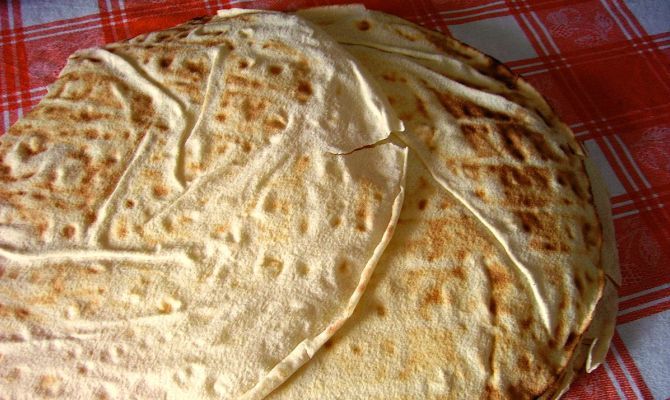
[423,30,474,60]
[85,211,97,225]
[415,96,429,118]
[337,260,350,275]
[473,188,486,199]
[226,74,262,89]
[79,109,107,122]
[489,297,498,317]
[461,123,497,157]
[429,88,511,120]
[265,116,286,130]
[451,266,466,280]
[61,225,75,239]
[354,183,372,232]
[155,32,171,42]
[382,339,395,354]
[296,81,313,102]
[83,129,99,140]
[496,123,526,161]
[497,122,563,162]
[125,199,135,209]
[487,263,511,287]
[556,169,588,201]
[484,382,503,400]
[238,60,249,69]
[518,354,531,372]
[565,331,578,350]
[183,60,206,78]
[517,211,541,233]
[421,218,453,261]
[493,165,550,190]
[130,93,153,127]
[330,216,341,227]
[152,185,169,198]
[417,199,428,210]
[519,317,533,330]
[582,221,601,248]
[241,97,267,121]
[299,218,308,235]
[262,40,295,54]
[215,113,226,122]
[357,20,371,31]
[421,285,443,309]
[262,256,283,277]
[116,220,128,239]
[414,125,437,152]
[542,242,557,251]
[19,137,46,158]
[487,164,552,207]
[516,211,570,252]
[351,344,362,355]
[481,57,518,89]
[222,40,235,50]
[382,73,396,82]
[268,65,282,75]
[14,307,30,320]
[324,339,334,350]
[159,56,173,69]
[241,141,252,153]
[293,155,310,175]
[375,303,387,317]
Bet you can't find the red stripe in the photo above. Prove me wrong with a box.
[597,136,670,238]
[440,10,510,25]
[510,33,670,74]
[613,196,670,217]
[605,351,641,400]
[606,136,670,235]
[618,298,670,324]
[11,1,31,117]
[509,0,669,237]
[0,14,100,37]
[507,0,610,151]
[612,182,670,204]
[612,332,656,399]
[605,0,670,95]
[620,287,670,311]
[410,0,450,33]
[438,3,508,21]
[0,0,211,41]
[0,1,9,120]
[1,18,103,43]
[611,0,670,88]
[98,0,116,43]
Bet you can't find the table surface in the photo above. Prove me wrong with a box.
[1,0,669,398]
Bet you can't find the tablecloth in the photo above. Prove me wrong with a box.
[1,0,668,398]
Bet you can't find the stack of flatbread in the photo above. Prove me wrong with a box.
[0,5,619,399]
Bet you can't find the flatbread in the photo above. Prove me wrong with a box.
[0,10,407,399]
[267,6,614,398]
[0,6,618,399]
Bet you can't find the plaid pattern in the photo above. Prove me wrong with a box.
[1,0,669,398]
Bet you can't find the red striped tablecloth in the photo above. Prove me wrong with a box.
[1,1,669,398]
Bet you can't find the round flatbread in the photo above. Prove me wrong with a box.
[264,5,617,399]
[0,10,407,399]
